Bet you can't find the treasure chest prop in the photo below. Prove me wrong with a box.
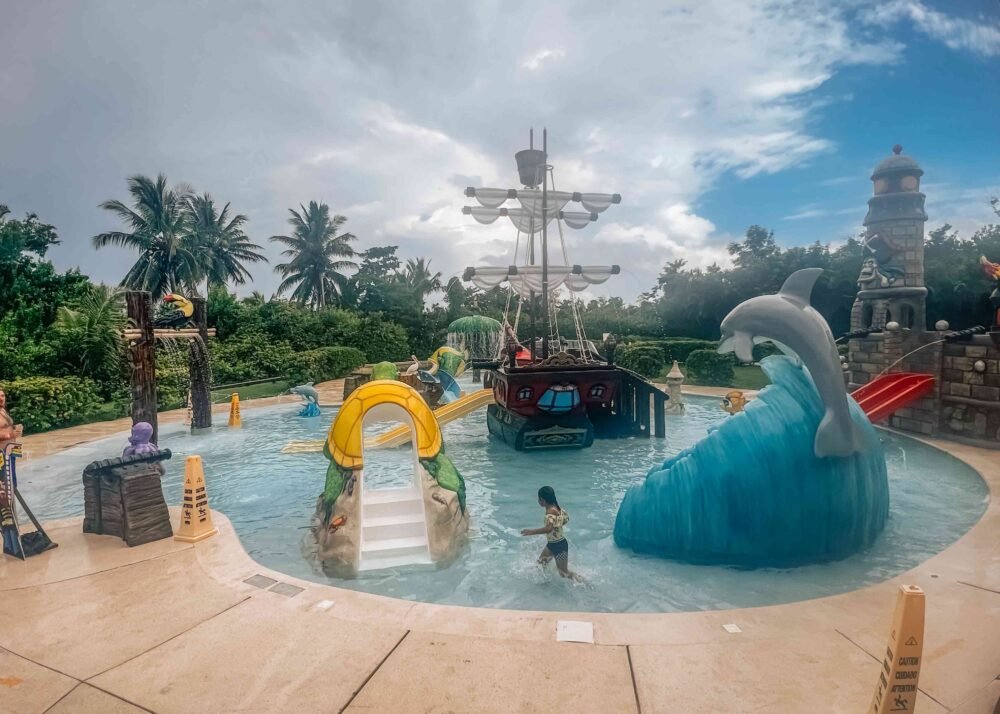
[82,450,173,546]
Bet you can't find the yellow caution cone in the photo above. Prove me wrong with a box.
[870,585,925,714]
[174,455,219,543]
[228,392,241,427]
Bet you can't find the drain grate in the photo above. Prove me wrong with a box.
[243,574,278,589]
[268,582,304,598]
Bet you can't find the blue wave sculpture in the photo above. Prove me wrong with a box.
[613,355,888,567]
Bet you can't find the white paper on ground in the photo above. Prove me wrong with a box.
[722,623,742,633]
[557,620,595,643]
[313,599,335,611]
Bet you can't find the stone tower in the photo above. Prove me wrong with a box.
[850,145,928,333]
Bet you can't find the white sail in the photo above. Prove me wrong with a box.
[466,187,619,215]
[461,206,597,234]
[465,265,620,298]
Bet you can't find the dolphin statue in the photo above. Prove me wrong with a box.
[290,383,319,404]
[717,268,866,459]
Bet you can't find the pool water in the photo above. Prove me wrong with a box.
[19,388,988,613]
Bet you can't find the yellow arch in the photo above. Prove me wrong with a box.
[327,380,442,470]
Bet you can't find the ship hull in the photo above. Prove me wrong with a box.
[486,404,595,450]
[485,361,667,451]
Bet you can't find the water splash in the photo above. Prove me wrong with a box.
[614,355,889,567]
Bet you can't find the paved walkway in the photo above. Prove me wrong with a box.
[1,383,997,713]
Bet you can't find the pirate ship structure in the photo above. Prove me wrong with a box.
[463,130,668,450]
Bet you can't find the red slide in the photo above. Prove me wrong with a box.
[851,372,936,422]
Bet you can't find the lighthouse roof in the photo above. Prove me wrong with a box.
[871,144,922,180]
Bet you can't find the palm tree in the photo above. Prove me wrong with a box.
[92,174,201,299]
[401,257,442,303]
[186,193,267,291]
[53,284,127,382]
[243,291,267,306]
[270,201,357,309]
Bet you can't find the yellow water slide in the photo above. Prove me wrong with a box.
[281,387,494,455]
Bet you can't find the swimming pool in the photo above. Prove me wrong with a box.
[19,391,989,613]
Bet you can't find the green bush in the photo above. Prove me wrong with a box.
[351,316,410,362]
[1,375,101,433]
[156,348,190,410]
[617,343,666,378]
[210,331,296,384]
[685,349,735,386]
[283,346,365,385]
[752,341,782,362]
[622,337,721,365]
[659,338,720,364]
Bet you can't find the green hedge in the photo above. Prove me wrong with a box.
[752,341,781,362]
[283,346,366,385]
[685,349,735,386]
[1,376,101,433]
[210,331,296,384]
[156,349,190,411]
[623,337,719,365]
[624,336,779,366]
[617,343,666,378]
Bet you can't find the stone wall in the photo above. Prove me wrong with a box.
[847,334,887,390]
[938,336,1000,444]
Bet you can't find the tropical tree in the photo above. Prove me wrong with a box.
[0,204,59,261]
[400,257,442,303]
[270,201,357,309]
[185,193,267,291]
[52,284,127,384]
[92,174,202,299]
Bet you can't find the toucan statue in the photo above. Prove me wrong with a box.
[153,293,194,329]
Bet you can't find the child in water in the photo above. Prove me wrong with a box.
[521,486,581,581]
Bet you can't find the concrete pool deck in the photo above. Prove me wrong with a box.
[1,384,997,712]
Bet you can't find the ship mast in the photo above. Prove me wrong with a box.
[462,131,622,364]
[541,128,550,359]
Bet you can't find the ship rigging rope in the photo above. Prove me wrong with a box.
[497,228,524,359]
[550,167,592,362]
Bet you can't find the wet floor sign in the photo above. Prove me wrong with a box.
[174,455,219,543]
[228,392,242,427]
[871,585,924,713]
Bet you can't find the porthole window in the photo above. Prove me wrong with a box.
[517,386,533,401]
[590,384,606,398]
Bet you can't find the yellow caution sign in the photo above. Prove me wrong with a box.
[228,392,241,427]
[871,585,925,714]
[174,455,219,543]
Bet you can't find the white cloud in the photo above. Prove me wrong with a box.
[862,1,1000,57]
[522,48,566,71]
[783,207,829,221]
[9,0,974,303]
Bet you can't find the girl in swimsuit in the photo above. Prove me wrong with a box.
[520,486,580,581]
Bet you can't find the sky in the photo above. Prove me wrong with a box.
[2,0,999,303]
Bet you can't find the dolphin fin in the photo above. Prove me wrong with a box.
[778,268,823,306]
[718,330,755,363]
[814,409,865,458]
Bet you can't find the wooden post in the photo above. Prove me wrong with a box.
[654,391,666,437]
[188,297,212,429]
[638,387,651,437]
[621,379,634,430]
[126,291,158,444]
